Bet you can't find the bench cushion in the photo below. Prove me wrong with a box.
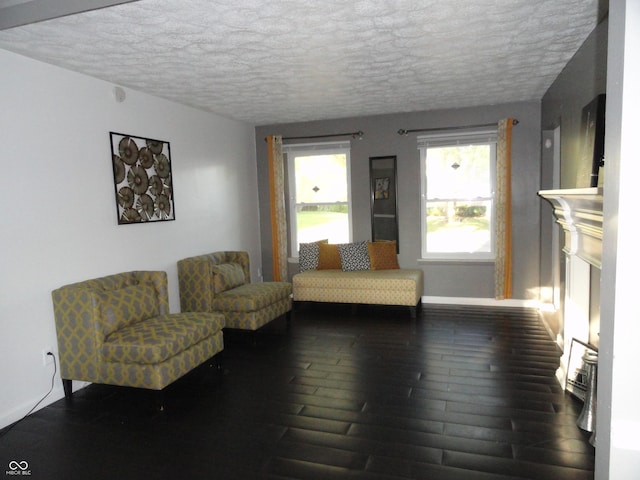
[293,269,423,306]
[101,312,225,364]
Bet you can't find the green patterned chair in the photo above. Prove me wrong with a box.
[51,271,225,400]
[177,251,292,331]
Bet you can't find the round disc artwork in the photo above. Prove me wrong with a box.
[110,133,174,224]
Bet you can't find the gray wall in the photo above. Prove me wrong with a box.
[540,17,608,341]
[256,101,541,300]
[541,18,608,189]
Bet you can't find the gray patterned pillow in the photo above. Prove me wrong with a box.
[211,263,246,293]
[299,239,328,272]
[338,241,371,271]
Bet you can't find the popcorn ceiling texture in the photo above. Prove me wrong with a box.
[0,0,599,125]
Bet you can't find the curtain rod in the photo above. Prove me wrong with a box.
[397,119,518,136]
[265,131,364,142]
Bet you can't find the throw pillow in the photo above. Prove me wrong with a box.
[298,239,328,272]
[317,243,342,270]
[338,241,371,271]
[367,241,399,270]
[98,284,159,337]
[211,263,246,293]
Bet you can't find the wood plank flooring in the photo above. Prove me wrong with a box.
[0,304,595,479]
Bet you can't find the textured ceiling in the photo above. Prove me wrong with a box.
[0,0,601,126]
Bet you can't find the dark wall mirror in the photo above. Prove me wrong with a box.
[370,155,399,251]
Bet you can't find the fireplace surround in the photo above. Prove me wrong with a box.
[538,187,603,386]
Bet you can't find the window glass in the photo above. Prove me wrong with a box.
[285,144,352,254]
[420,133,496,260]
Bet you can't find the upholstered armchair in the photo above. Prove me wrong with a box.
[51,270,225,399]
[177,251,292,331]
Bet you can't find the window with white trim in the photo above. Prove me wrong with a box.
[284,142,352,256]
[419,130,497,260]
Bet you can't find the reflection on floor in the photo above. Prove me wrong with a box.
[0,304,594,480]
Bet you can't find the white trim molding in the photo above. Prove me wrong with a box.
[423,296,543,309]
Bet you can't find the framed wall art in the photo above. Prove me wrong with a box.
[109,132,175,224]
[579,93,606,187]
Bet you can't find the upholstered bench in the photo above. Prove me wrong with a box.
[178,251,292,331]
[51,271,225,400]
[292,240,424,317]
[293,268,424,317]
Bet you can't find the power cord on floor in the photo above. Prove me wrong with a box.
[0,352,57,439]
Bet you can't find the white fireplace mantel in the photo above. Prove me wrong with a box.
[539,187,603,389]
[538,187,604,269]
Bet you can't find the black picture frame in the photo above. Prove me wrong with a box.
[580,94,606,187]
[370,156,399,252]
[109,132,175,225]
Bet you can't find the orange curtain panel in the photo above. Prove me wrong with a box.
[267,135,288,281]
[495,118,514,299]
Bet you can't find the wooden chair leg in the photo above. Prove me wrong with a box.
[210,355,223,371]
[154,390,165,412]
[62,379,72,400]
[285,310,292,331]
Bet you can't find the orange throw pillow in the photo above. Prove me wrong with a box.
[317,243,342,270]
[367,241,399,270]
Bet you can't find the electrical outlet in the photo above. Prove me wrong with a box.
[42,347,53,366]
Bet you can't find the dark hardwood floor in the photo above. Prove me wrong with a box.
[0,304,595,479]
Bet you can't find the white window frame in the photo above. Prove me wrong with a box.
[418,129,497,261]
[283,141,353,258]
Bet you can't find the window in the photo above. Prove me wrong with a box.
[284,142,352,256]
[419,130,497,260]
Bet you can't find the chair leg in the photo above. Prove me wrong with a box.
[62,379,72,400]
[154,390,165,412]
[210,354,223,371]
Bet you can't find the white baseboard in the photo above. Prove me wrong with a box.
[423,296,543,309]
